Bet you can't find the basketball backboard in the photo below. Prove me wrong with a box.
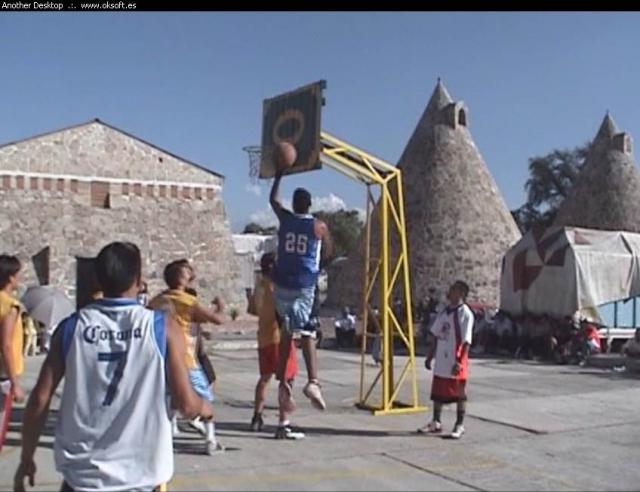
[260,80,326,179]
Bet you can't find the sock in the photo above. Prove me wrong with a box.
[279,419,290,428]
[206,422,216,443]
[456,402,466,427]
[433,404,442,423]
[171,415,179,431]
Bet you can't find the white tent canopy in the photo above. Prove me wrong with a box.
[500,226,640,320]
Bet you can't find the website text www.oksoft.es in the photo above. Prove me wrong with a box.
[2,1,136,10]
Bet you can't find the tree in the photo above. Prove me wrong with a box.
[312,209,364,258]
[511,142,590,233]
[243,222,277,235]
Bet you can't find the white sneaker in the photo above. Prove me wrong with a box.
[189,417,207,436]
[274,426,306,440]
[417,421,442,434]
[450,425,465,439]
[205,441,226,455]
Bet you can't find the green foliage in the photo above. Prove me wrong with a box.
[511,142,590,233]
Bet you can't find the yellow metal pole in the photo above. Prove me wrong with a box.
[395,171,420,407]
[380,183,391,412]
[359,185,373,404]
[318,135,425,416]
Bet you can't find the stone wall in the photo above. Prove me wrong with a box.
[0,121,246,311]
[0,120,222,186]
[0,177,245,311]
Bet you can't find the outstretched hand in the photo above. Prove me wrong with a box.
[14,460,36,492]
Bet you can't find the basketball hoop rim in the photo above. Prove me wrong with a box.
[242,145,262,153]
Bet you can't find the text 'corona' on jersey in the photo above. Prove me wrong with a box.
[83,325,143,344]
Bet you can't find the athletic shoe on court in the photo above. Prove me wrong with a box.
[417,421,442,434]
[250,413,264,432]
[450,425,465,439]
[205,441,226,455]
[189,417,207,436]
[274,426,306,440]
[303,381,326,411]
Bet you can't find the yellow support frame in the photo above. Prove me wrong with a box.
[320,132,425,416]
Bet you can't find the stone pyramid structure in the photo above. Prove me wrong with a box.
[555,113,640,232]
[326,80,521,308]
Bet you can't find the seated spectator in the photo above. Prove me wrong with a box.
[334,307,356,348]
[493,310,512,354]
[623,328,640,358]
[572,318,601,366]
[550,319,574,364]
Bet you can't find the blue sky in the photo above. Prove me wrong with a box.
[1,12,639,232]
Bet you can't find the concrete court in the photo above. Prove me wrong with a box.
[1,344,639,491]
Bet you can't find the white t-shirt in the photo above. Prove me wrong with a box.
[430,304,474,379]
[336,314,356,330]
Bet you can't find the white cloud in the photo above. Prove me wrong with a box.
[248,208,278,228]
[309,193,347,213]
[244,183,262,196]
[247,193,367,228]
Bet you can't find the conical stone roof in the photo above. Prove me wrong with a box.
[327,81,521,308]
[555,113,640,232]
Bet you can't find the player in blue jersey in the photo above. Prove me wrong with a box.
[269,169,333,439]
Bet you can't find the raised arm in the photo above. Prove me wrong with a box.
[269,172,290,222]
[191,297,225,325]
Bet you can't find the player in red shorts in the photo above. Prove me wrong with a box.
[419,280,474,439]
[250,253,302,439]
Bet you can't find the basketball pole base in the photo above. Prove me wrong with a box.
[356,401,428,416]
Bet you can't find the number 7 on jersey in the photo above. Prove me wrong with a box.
[98,351,128,406]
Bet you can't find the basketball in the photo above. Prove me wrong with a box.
[274,141,297,170]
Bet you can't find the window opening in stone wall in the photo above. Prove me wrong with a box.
[32,246,50,285]
[91,181,111,209]
[458,108,467,127]
[76,257,99,309]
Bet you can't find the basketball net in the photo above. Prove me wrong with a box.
[243,146,262,185]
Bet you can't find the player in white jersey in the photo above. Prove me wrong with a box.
[14,242,214,492]
[419,280,474,440]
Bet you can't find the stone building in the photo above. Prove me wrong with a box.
[327,81,521,308]
[0,119,245,310]
[555,113,640,232]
